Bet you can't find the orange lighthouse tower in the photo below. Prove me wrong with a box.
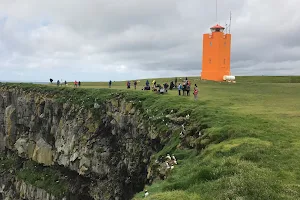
[201,24,231,81]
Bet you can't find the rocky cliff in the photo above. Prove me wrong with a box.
[0,85,173,200]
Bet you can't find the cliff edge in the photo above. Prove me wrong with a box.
[0,84,182,200]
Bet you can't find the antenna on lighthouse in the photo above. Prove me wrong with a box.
[215,0,218,23]
[229,11,232,34]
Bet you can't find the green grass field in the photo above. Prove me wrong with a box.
[49,76,300,199]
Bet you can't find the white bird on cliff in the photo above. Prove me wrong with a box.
[166,154,171,160]
[171,154,176,161]
[179,131,184,138]
[166,161,171,169]
[144,190,149,197]
[171,155,178,165]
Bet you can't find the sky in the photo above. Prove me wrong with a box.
[0,0,300,82]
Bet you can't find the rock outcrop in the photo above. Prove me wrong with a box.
[0,86,165,200]
[0,173,56,200]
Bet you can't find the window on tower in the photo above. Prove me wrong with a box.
[210,42,212,46]
[209,59,211,64]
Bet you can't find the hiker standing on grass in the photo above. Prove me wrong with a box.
[186,84,190,96]
[109,80,112,88]
[78,81,81,87]
[164,82,169,93]
[127,81,131,89]
[169,81,174,90]
[193,84,198,100]
[152,80,157,89]
[178,83,182,95]
[182,82,186,96]
[134,80,137,90]
[57,80,60,86]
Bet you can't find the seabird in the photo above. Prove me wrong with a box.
[180,131,184,138]
[166,154,171,160]
[171,155,176,161]
[181,124,186,131]
[166,162,171,169]
[144,190,149,197]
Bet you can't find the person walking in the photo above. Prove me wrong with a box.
[109,80,112,88]
[127,81,131,89]
[178,83,182,95]
[186,84,190,96]
[193,84,198,100]
[134,80,137,90]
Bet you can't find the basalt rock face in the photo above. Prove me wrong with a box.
[0,173,57,200]
[0,88,159,200]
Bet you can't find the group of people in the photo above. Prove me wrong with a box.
[104,77,199,100]
[74,80,81,87]
[121,77,199,100]
[150,77,199,100]
[126,80,137,89]
[150,80,169,94]
[177,78,199,100]
[50,78,81,87]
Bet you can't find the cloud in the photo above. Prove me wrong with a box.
[0,0,299,81]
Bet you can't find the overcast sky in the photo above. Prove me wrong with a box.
[0,0,299,82]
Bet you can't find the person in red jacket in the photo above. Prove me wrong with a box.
[193,84,198,100]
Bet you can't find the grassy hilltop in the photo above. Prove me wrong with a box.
[12,76,300,199]
[72,76,300,199]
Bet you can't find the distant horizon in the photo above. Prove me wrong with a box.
[1,75,300,83]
